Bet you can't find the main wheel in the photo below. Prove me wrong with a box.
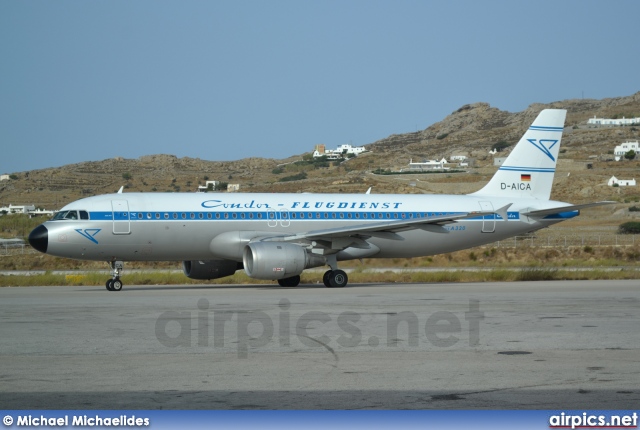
[323,270,332,288]
[111,279,123,291]
[328,270,348,288]
[106,279,114,291]
[278,275,300,287]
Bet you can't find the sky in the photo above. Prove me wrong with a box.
[1,0,639,174]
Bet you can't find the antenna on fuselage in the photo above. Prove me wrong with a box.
[117,186,124,194]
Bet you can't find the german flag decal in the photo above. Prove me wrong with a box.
[521,174,531,181]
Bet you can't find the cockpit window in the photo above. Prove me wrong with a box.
[79,211,89,220]
[52,210,81,220]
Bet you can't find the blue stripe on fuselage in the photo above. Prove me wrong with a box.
[84,211,522,222]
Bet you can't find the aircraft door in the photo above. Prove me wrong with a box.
[267,209,277,227]
[478,201,495,233]
[111,199,131,234]
[279,209,290,227]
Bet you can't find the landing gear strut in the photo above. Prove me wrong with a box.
[105,261,124,291]
[323,255,348,288]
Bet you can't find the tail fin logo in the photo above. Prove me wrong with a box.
[527,139,559,162]
[75,228,101,244]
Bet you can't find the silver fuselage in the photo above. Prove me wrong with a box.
[34,192,572,263]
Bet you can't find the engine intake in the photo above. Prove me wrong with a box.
[243,242,320,280]
[182,259,241,280]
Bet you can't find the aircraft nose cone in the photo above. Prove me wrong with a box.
[28,225,48,253]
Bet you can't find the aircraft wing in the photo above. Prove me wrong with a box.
[276,204,512,243]
[521,201,615,218]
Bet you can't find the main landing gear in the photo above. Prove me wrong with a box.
[322,255,348,288]
[105,261,124,291]
[277,275,301,287]
[276,270,348,288]
[275,256,349,288]
[323,269,348,288]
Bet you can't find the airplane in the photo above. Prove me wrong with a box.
[28,109,611,291]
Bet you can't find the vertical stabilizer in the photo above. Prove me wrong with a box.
[471,109,567,200]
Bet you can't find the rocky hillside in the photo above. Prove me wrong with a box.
[1,92,639,212]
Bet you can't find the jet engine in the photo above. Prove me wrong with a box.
[243,242,322,280]
[182,259,241,280]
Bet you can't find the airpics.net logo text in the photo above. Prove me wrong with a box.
[155,299,484,358]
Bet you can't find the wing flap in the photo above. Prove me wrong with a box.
[277,204,512,243]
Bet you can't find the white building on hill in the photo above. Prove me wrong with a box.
[608,176,636,187]
[588,116,640,126]
[313,143,366,158]
[613,141,639,160]
[407,158,449,171]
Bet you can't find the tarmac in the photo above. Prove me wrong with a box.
[0,280,639,409]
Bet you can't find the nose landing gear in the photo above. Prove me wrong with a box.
[105,261,124,291]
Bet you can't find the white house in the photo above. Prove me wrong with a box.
[407,158,449,171]
[450,154,467,161]
[588,116,640,126]
[0,174,10,181]
[613,141,639,157]
[313,143,366,158]
[0,204,36,214]
[227,184,240,192]
[197,180,220,192]
[608,176,636,187]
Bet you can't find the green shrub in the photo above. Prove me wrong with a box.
[618,222,640,234]
[279,172,308,182]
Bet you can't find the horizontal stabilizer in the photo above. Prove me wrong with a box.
[522,201,615,217]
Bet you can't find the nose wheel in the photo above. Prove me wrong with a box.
[105,261,124,291]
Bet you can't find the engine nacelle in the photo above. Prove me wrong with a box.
[243,242,319,280]
[182,259,241,280]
